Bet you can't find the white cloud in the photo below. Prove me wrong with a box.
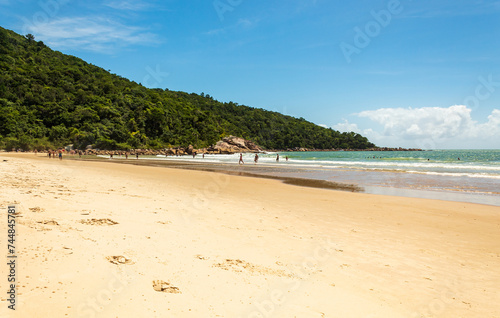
[204,27,226,36]
[25,16,159,53]
[332,119,362,134]
[473,109,500,137]
[236,18,256,28]
[204,18,260,36]
[104,0,153,11]
[357,105,476,140]
[334,106,500,149]
[333,119,381,144]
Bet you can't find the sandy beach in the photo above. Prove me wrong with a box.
[1,153,499,318]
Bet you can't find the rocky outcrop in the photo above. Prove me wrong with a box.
[69,136,262,156]
[40,142,423,157]
[208,136,262,154]
[186,145,195,155]
[52,137,421,156]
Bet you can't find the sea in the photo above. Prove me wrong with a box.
[100,149,500,206]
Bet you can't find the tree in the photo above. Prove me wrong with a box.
[25,34,35,42]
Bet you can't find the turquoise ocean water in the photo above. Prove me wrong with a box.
[264,149,500,181]
[256,149,500,205]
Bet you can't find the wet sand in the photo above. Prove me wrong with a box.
[1,153,499,317]
[83,155,500,206]
[85,157,364,192]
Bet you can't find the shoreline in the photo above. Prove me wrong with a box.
[81,156,364,193]
[0,145,424,156]
[77,155,500,207]
[0,153,499,317]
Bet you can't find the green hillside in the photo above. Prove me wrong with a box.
[0,26,375,151]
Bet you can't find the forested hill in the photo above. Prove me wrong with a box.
[0,26,376,151]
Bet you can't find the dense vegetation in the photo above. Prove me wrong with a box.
[0,26,375,151]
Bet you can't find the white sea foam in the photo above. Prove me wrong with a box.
[407,170,500,179]
[102,150,500,180]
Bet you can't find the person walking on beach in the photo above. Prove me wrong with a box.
[239,153,244,165]
[254,154,259,164]
[125,153,128,159]
[58,149,63,160]
[136,153,139,159]
[276,154,280,162]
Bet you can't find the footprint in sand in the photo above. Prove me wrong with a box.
[106,256,134,265]
[29,207,45,213]
[37,220,59,226]
[152,280,181,294]
[80,218,118,226]
[214,259,293,277]
[80,210,92,215]
[157,221,172,225]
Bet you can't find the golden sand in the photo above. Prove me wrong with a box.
[0,153,499,317]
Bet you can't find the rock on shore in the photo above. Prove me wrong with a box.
[37,137,421,157]
[71,136,262,156]
[208,136,262,154]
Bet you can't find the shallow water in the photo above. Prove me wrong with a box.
[94,149,500,206]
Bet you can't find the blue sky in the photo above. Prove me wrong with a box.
[1,0,500,148]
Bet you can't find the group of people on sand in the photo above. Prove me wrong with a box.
[47,149,87,159]
[42,149,289,164]
[239,153,288,165]
[47,149,64,160]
